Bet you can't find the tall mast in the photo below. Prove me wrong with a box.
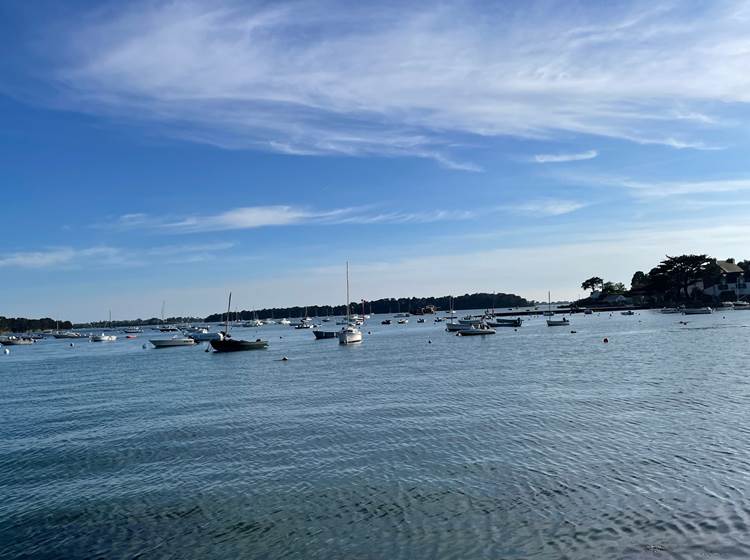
[346,261,350,323]
[225,292,232,334]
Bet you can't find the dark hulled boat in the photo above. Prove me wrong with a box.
[210,292,269,352]
[313,330,337,340]
[210,335,268,352]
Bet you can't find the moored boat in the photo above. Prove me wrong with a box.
[150,337,196,348]
[683,307,713,315]
[1,336,35,345]
[313,329,337,340]
[456,324,496,336]
[209,293,269,352]
[338,262,363,345]
[90,333,117,342]
[487,317,522,327]
[53,331,82,339]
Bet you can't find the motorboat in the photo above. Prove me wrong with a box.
[458,316,483,326]
[52,331,82,339]
[583,308,593,315]
[188,331,221,342]
[456,324,495,336]
[338,262,363,345]
[546,317,570,327]
[209,293,269,352]
[0,336,35,345]
[434,317,443,323]
[243,319,263,327]
[279,318,291,325]
[417,318,425,323]
[487,317,522,328]
[733,301,750,309]
[621,310,635,316]
[123,327,143,334]
[660,307,681,314]
[394,312,410,318]
[397,319,408,324]
[381,319,392,325]
[683,307,713,315]
[150,337,196,348]
[159,325,180,332]
[91,333,117,342]
[313,329,337,340]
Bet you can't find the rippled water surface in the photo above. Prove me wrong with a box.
[3,310,750,559]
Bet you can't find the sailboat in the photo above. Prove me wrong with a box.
[445,296,464,332]
[546,292,569,327]
[91,310,117,342]
[210,293,269,352]
[338,262,363,345]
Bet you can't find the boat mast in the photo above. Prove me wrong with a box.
[225,292,232,334]
[346,261,351,324]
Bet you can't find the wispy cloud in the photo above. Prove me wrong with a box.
[571,175,750,199]
[0,242,236,270]
[105,205,480,233]
[17,0,748,166]
[534,150,598,163]
[503,199,588,216]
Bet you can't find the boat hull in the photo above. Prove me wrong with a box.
[313,330,337,339]
[150,338,196,348]
[210,338,268,352]
[546,320,570,327]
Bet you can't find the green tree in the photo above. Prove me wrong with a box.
[602,281,626,295]
[631,271,647,290]
[652,254,713,300]
[581,276,603,292]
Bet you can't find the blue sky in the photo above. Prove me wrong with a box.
[3,0,750,322]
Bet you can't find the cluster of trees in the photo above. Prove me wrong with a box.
[74,317,205,328]
[580,277,627,295]
[581,254,750,304]
[0,317,72,333]
[204,292,532,322]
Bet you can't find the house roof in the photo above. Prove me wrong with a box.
[717,260,744,274]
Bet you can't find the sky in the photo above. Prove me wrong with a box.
[3,0,750,322]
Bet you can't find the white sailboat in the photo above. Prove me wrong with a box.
[91,309,117,341]
[339,261,363,345]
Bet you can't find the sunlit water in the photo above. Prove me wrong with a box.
[2,310,750,559]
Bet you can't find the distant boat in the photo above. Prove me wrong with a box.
[53,331,82,339]
[417,318,425,323]
[397,319,408,324]
[91,309,117,341]
[683,307,713,315]
[733,301,750,310]
[660,307,681,314]
[621,310,635,316]
[456,324,496,336]
[279,318,291,325]
[1,336,35,345]
[381,319,392,325]
[487,317,522,328]
[123,327,143,334]
[243,319,263,327]
[546,292,570,326]
[583,308,593,315]
[313,329,337,340]
[150,337,196,348]
[91,333,117,342]
[210,293,269,352]
[338,262,363,345]
[188,331,221,342]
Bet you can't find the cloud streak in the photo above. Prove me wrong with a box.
[534,150,598,163]
[17,0,749,166]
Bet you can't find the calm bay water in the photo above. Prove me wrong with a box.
[2,310,750,559]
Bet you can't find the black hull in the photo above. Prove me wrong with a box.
[210,338,268,352]
[313,330,337,339]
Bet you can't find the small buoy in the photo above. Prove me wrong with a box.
[428,340,432,344]
[281,356,289,361]
[3,348,9,355]
[603,337,609,343]
[368,331,371,335]
[69,342,75,347]
[142,343,148,349]
[570,330,577,334]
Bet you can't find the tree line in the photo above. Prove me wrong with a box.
[580,254,750,304]
[204,292,532,322]
[0,317,72,333]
